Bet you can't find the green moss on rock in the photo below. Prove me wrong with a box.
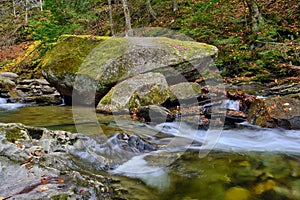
[97,72,171,113]
[1,126,28,142]
[42,35,218,105]
[169,82,202,101]
[41,35,110,75]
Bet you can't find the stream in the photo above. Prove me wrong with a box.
[0,100,299,200]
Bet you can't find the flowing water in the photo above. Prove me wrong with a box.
[0,100,299,200]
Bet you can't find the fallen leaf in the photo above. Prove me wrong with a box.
[34,150,41,156]
[37,186,48,193]
[20,157,33,165]
[41,177,50,184]
[14,141,24,149]
[56,179,64,183]
[79,189,85,194]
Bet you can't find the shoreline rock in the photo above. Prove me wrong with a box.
[0,123,134,199]
[0,74,62,106]
[247,96,300,129]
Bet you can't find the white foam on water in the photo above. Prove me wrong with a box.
[110,153,170,190]
[154,122,300,154]
[111,121,300,189]
[0,98,26,111]
[221,99,240,111]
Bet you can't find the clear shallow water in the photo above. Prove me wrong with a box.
[0,105,299,199]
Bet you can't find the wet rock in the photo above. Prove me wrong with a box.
[8,79,62,106]
[265,82,300,99]
[97,72,171,114]
[111,132,157,153]
[131,105,175,124]
[0,123,128,199]
[169,82,202,104]
[247,96,300,129]
[41,34,218,105]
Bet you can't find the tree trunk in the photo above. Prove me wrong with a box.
[25,0,28,25]
[121,0,133,37]
[12,0,16,16]
[172,0,178,12]
[146,0,157,21]
[108,0,114,35]
[40,0,43,11]
[245,0,264,32]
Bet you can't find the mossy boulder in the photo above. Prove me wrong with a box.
[41,35,108,104]
[41,35,218,105]
[247,97,300,129]
[97,72,171,113]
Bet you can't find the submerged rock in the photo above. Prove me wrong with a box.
[224,187,250,200]
[41,35,218,105]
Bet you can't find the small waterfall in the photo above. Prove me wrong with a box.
[59,98,66,106]
[221,99,240,111]
[0,98,7,104]
[0,98,25,111]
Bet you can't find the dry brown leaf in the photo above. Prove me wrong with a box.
[37,186,48,193]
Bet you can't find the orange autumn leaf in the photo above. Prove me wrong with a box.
[20,157,33,165]
[34,150,41,156]
[56,179,64,183]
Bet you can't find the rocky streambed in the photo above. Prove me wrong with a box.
[0,119,299,200]
[0,32,299,199]
[0,122,146,199]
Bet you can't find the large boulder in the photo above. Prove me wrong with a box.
[41,35,108,105]
[41,35,218,105]
[97,72,171,113]
[247,97,300,129]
